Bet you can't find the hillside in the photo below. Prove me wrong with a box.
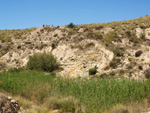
[1,15,150,79]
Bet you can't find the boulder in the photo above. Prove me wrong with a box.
[0,94,20,113]
[78,28,84,33]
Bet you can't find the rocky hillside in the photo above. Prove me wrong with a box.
[1,15,150,79]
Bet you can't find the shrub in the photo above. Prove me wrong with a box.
[144,69,150,79]
[68,30,76,36]
[27,52,60,72]
[140,33,145,39]
[114,50,124,57]
[138,66,143,70]
[127,65,133,70]
[135,50,142,57]
[17,45,21,49]
[125,31,131,37]
[86,32,103,40]
[109,71,115,76]
[100,73,108,78]
[109,58,121,69]
[95,26,104,30]
[68,23,75,28]
[51,43,56,50]
[89,66,98,75]
[85,42,95,48]
[145,73,150,79]
[44,96,85,113]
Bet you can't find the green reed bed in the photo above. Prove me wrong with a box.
[0,71,150,112]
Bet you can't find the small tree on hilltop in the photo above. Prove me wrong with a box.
[68,22,75,28]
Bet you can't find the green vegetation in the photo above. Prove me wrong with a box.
[113,49,124,57]
[109,58,121,69]
[135,50,142,57]
[145,73,150,79]
[140,33,146,39]
[89,66,98,75]
[68,22,75,28]
[86,31,103,40]
[27,52,60,72]
[144,69,150,79]
[0,71,150,112]
[51,43,56,50]
[44,96,85,113]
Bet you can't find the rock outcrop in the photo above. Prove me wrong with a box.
[0,94,20,113]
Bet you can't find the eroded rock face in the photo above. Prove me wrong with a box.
[53,39,113,77]
[0,26,114,77]
[0,94,20,113]
[1,25,150,79]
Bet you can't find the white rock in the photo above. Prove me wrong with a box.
[135,28,144,38]
[145,28,150,39]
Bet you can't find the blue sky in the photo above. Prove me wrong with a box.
[0,0,150,30]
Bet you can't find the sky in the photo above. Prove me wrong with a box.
[0,0,150,30]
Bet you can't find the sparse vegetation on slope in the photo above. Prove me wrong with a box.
[0,28,35,42]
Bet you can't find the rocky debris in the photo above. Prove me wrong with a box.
[0,94,20,113]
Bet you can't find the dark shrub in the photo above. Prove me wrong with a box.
[144,69,150,79]
[89,66,98,75]
[138,66,143,70]
[54,34,58,37]
[109,58,121,69]
[51,43,56,50]
[27,52,60,72]
[100,73,108,78]
[109,72,115,76]
[85,42,95,48]
[17,45,21,49]
[68,23,75,28]
[125,31,131,37]
[140,33,145,39]
[145,73,150,79]
[114,50,124,57]
[127,65,133,70]
[95,26,104,30]
[135,50,142,57]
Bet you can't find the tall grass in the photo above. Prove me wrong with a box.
[0,71,150,112]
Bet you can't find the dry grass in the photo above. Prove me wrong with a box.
[106,99,150,113]
[0,27,36,42]
[14,96,53,113]
[44,96,86,113]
